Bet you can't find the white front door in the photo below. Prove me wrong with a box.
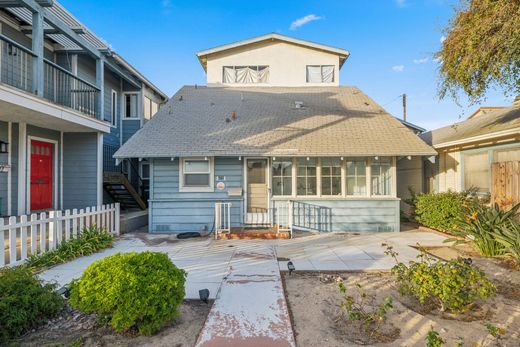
[245,159,269,225]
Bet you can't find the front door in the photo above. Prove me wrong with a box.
[30,140,53,211]
[246,159,269,224]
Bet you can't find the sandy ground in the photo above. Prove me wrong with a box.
[14,300,212,347]
[283,269,520,347]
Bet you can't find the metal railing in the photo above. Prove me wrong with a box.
[215,202,232,239]
[0,35,100,119]
[292,201,332,232]
[271,201,292,236]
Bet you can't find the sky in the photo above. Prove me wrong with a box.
[60,0,515,130]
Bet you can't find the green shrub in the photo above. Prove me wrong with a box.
[425,328,444,347]
[414,191,469,233]
[69,252,186,335]
[447,203,519,256]
[26,226,114,270]
[384,244,495,313]
[493,220,520,262]
[0,266,64,342]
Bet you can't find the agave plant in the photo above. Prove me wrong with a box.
[446,203,520,257]
[494,221,520,262]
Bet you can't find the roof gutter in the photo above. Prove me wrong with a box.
[433,127,520,149]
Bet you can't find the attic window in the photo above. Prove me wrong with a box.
[223,66,269,84]
[306,65,334,83]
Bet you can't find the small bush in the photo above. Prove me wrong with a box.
[493,220,520,262]
[414,191,469,233]
[0,266,64,342]
[384,244,495,313]
[69,252,186,335]
[337,281,393,335]
[425,328,444,347]
[448,203,519,257]
[26,226,114,270]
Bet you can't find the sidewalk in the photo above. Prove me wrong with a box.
[195,246,295,347]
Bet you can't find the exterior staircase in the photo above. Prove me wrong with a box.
[103,173,147,210]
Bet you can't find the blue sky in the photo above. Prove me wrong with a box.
[60,0,513,130]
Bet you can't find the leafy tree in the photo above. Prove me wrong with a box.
[436,0,520,104]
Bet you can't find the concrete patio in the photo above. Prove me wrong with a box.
[38,229,446,300]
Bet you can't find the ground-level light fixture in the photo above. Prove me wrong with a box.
[57,286,70,298]
[199,289,210,303]
[287,261,295,275]
[0,141,8,154]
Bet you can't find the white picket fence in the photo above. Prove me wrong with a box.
[1,203,120,267]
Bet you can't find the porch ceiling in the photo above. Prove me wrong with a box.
[0,85,110,133]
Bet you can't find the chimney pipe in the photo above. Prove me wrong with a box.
[402,94,407,122]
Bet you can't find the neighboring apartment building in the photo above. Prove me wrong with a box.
[0,0,167,217]
[116,33,435,234]
[421,97,520,203]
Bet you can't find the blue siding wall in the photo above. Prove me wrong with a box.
[122,120,141,144]
[63,133,98,209]
[0,122,8,216]
[103,71,122,148]
[150,157,244,233]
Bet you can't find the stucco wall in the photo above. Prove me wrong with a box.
[206,41,341,87]
[437,151,462,192]
[397,156,423,213]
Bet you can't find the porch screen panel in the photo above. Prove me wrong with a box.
[272,159,292,196]
[321,158,342,195]
[346,159,366,195]
[297,158,317,195]
[464,152,490,193]
[371,158,391,195]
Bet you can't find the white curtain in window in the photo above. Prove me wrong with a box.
[322,65,334,83]
[307,66,322,83]
[223,67,236,83]
[236,67,256,83]
[257,66,269,83]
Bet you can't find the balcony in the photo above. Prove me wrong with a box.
[0,35,100,119]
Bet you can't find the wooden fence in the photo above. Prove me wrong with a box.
[491,161,520,208]
[1,203,120,267]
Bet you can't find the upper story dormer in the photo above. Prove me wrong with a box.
[196,33,350,87]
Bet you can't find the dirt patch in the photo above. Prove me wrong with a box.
[15,300,212,347]
[283,272,520,346]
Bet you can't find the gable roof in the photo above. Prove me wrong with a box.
[114,86,436,159]
[421,104,520,148]
[196,33,350,71]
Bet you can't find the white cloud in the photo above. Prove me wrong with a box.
[433,57,443,64]
[440,35,446,43]
[413,57,428,64]
[290,14,323,31]
[396,0,407,7]
[392,65,405,72]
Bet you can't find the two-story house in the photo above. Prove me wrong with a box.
[115,33,436,236]
[0,0,167,218]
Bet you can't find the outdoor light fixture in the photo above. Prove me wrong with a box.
[407,156,412,160]
[340,157,344,161]
[57,286,70,299]
[273,157,276,161]
[306,157,310,161]
[287,261,295,275]
[374,156,379,161]
[239,156,242,161]
[204,156,208,161]
[199,289,210,303]
[0,141,8,154]
[170,157,175,161]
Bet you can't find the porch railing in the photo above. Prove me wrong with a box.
[215,202,232,239]
[1,203,120,267]
[292,201,332,232]
[0,35,100,119]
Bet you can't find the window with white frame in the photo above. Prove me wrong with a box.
[223,66,270,84]
[144,96,159,120]
[371,158,392,195]
[297,158,317,196]
[464,152,489,193]
[111,90,118,126]
[124,93,138,118]
[181,158,213,191]
[321,158,342,195]
[346,159,367,196]
[272,158,293,196]
[306,65,335,83]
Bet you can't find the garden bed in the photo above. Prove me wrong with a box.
[14,300,212,347]
[283,271,520,346]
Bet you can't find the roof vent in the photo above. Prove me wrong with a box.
[294,101,304,109]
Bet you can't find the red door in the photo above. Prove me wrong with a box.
[30,140,53,211]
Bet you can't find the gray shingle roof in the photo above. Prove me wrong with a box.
[421,105,520,148]
[114,86,436,159]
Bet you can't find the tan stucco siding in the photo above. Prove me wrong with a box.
[397,156,423,213]
[437,151,462,192]
[205,41,341,87]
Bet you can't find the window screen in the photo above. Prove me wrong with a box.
[321,158,342,195]
[371,158,391,196]
[184,160,210,187]
[464,152,490,193]
[272,159,292,196]
[297,158,317,196]
[347,160,367,196]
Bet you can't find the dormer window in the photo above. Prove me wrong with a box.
[223,66,269,84]
[306,65,335,83]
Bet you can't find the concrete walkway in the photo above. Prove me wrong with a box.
[195,247,295,347]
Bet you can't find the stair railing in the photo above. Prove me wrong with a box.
[291,201,332,232]
[215,202,232,239]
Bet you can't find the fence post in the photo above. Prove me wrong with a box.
[0,219,4,267]
[64,210,70,241]
[9,216,17,264]
[101,204,106,230]
[48,211,56,250]
[30,214,37,255]
[79,209,84,234]
[96,205,101,228]
[72,208,78,238]
[39,212,46,254]
[56,210,62,246]
[85,207,91,229]
[20,215,28,260]
[114,203,120,235]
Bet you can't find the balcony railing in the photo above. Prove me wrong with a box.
[0,35,100,119]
